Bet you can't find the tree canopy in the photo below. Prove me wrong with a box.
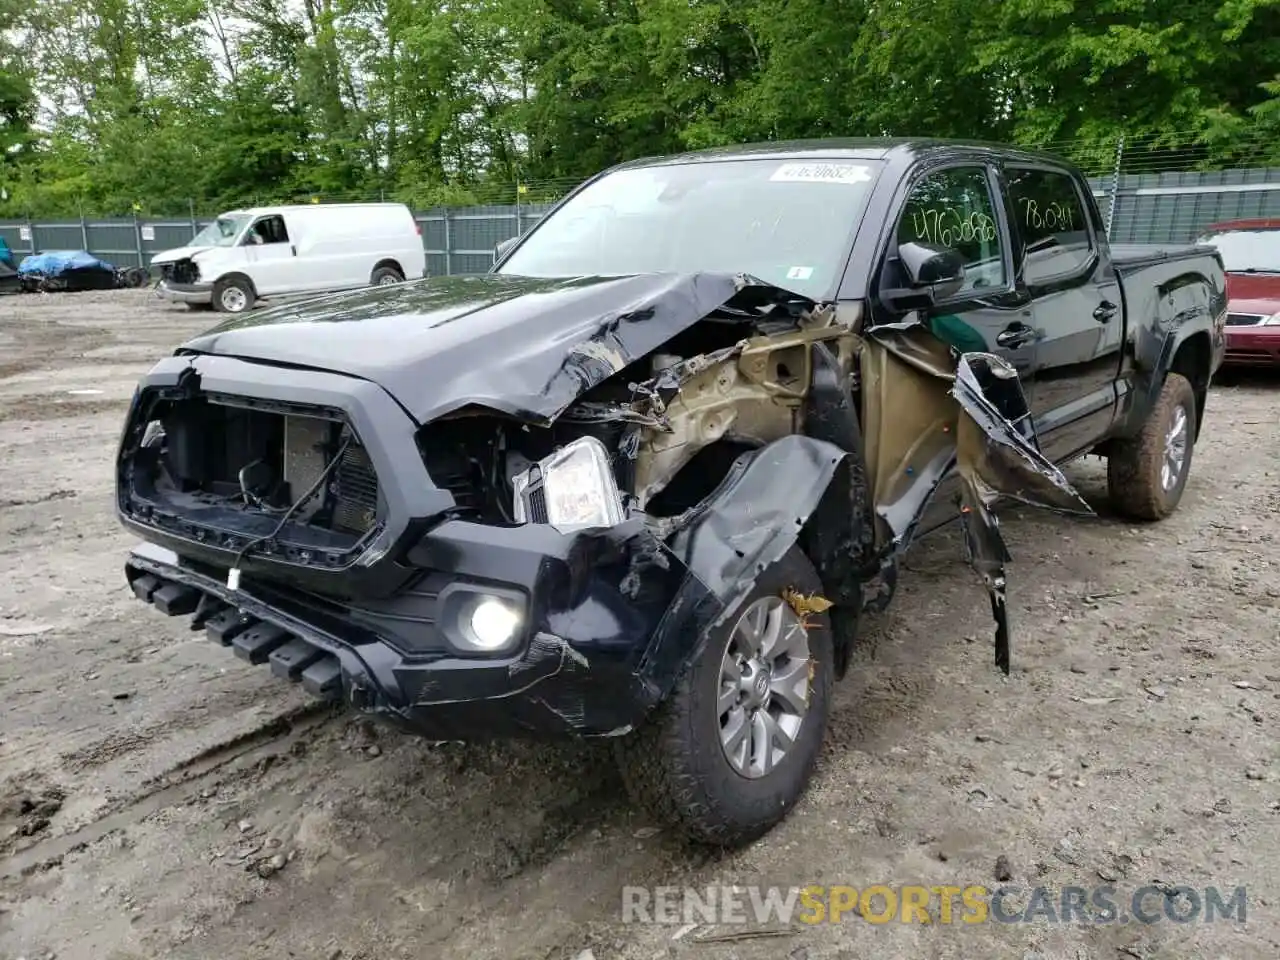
[1,0,1278,215]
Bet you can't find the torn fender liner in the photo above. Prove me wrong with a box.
[177,271,814,426]
[638,434,850,697]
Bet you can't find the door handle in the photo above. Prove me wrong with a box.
[1093,300,1117,323]
[996,323,1035,348]
[290,245,297,257]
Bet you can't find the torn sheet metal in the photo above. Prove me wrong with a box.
[861,325,1095,673]
[950,353,1093,674]
[859,325,962,547]
[641,435,850,692]
[951,354,1093,515]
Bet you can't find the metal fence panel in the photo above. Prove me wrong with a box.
[4,171,1280,276]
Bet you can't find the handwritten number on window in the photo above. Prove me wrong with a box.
[1018,196,1075,234]
[909,208,998,247]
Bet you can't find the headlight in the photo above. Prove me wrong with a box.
[1260,312,1280,326]
[511,436,626,532]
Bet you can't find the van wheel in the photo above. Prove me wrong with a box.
[614,546,833,847]
[1107,372,1197,521]
[212,276,254,314]
[371,265,404,286]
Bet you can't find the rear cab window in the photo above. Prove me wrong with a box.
[1005,168,1094,284]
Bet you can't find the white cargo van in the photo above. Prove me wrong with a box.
[150,203,427,313]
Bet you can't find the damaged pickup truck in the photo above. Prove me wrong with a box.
[116,140,1226,846]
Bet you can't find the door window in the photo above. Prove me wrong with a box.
[896,167,1007,293]
[244,215,290,246]
[1006,168,1092,283]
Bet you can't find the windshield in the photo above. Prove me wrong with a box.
[190,214,251,248]
[1195,227,1280,273]
[496,158,884,298]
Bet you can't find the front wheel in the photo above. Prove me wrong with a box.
[212,275,254,314]
[614,546,833,847]
[1106,372,1197,520]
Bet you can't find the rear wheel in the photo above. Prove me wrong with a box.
[615,546,833,847]
[212,275,254,314]
[371,265,404,286]
[1107,372,1197,520]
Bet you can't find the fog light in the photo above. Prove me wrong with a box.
[469,598,522,650]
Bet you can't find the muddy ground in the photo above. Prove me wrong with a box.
[1,289,1277,960]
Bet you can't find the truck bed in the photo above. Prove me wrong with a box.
[1111,242,1219,271]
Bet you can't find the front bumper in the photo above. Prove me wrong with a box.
[1223,328,1280,367]
[124,507,705,738]
[157,280,214,304]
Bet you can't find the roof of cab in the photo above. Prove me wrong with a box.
[609,136,1074,171]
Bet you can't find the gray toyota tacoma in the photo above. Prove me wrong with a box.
[116,139,1226,846]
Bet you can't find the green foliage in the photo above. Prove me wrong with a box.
[2,0,1278,216]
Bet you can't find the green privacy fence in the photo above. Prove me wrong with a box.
[3,169,1279,276]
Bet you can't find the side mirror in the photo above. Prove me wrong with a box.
[494,236,519,261]
[897,241,966,300]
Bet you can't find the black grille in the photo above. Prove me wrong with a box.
[331,445,379,534]
[1226,313,1265,326]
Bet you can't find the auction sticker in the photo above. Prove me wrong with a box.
[770,162,872,185]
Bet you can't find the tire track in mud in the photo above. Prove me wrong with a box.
[0,320,116,381]
[1,703,339,878]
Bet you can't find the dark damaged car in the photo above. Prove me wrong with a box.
[116,140,1226,846]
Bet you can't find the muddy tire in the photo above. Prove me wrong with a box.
[1107,372,1197,521]
[212,275,254,314]
[371,265,404,286]
[614,546,833,847]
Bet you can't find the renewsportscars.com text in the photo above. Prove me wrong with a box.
[622,884,1247,926]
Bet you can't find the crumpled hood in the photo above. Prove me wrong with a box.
[151,245,213,266]
[178,272,772,425]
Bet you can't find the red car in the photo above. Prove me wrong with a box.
[1196,218,1280,367]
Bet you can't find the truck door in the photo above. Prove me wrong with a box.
[1004,165,1124,462]
[887,164,1035,374]
[241,214,303,295]
[879,163,1036,535]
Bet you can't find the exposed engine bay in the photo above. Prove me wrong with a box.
[413,297,861,530]
[158,258,200,286]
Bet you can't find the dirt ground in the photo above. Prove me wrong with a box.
[1,288,1277,960]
